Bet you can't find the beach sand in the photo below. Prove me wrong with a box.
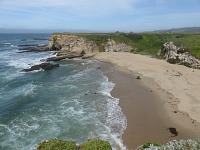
[95,52,200,149]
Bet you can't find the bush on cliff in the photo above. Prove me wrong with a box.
[53,35,58,43]
[142,142,161,149]
[77,33,200,59]
[138,138,200,150]
[37,139,77,150]
[79,139,112,150]
[37,139,112,150]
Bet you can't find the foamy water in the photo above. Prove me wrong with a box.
[0,34,127,150]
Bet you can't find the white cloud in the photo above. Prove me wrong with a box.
[0,0,141,16]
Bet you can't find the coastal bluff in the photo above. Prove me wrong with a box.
[48,34,99,54]
[45,33,200,69]
[46,33,133,61]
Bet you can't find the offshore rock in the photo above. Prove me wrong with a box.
[17,44,39,47]
[158,41,200,69]
[18,45,50,52]
[46,56,69,61]
[22,63,59,72]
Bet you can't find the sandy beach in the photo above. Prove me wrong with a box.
[95,52,200,149]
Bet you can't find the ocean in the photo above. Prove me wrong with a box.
[0,33,126,150]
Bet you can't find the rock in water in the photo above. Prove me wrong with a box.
[22,63,59,72]
[17,45,50,52]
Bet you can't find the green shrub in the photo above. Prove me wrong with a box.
[37,139,112,150]
[37,139,78,150]
[142,142,161,149]
[80,139,112,150]
[123,34,143,42]
[53,35,58,43]
[68,33,200,59]
[162,139,200,150]
[138,138,200,150]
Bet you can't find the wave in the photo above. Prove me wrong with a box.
[6,52,52,69]
[98,75,127,150]
[0,42,11,45]
[0,55,127,150]
[0,83,37,112]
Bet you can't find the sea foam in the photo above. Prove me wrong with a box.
[98,75,127,150]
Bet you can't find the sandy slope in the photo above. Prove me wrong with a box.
[95,52,200,124]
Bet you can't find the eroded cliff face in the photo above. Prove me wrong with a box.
[104,39,133,52]
[49,34,99,55]
[47,34,133,60]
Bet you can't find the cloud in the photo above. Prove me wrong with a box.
[0,0,141,16]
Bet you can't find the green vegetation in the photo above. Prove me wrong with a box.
[76,33,200,59]
[80,139,112,150]
[37,139,112,150]
[38,138,200,150]
[37,139,77,150]
[138,138,200,150]
[53,35,58,43]
[142,142,161,149]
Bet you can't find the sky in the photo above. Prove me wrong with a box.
[0,0,200,32]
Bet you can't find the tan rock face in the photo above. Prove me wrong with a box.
[48,34,99,54]
[47,34,133,60]
[105,39,133,52]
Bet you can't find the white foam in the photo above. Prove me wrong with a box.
[0,42,11,45]
[7,52,51,69]
[0,70,23,81]
[0,115,42,150]
[0,58,128,150]
[3,83,37,100]
[11,45,18,47]
[66,69,92,81]
[98,74,127,150]
[1,46,54,69]
[99,75,116,97]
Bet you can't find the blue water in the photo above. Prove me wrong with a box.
[0,34,126,150]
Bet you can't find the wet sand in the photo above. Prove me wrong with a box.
[97,53,200,149]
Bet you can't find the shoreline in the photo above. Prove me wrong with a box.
[96,52,200,149]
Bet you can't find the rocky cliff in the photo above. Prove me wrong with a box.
[47,34,133,60]
[47,34,99,60]
[158,41,200,69]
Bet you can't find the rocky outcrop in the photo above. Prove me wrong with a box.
[22,63,59,72]
[158,41,200,69]
[82,53,97,59]
[47,50,85,61]
[47,34,133,61]
[47,34,99,60]
[104,39,133,52]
